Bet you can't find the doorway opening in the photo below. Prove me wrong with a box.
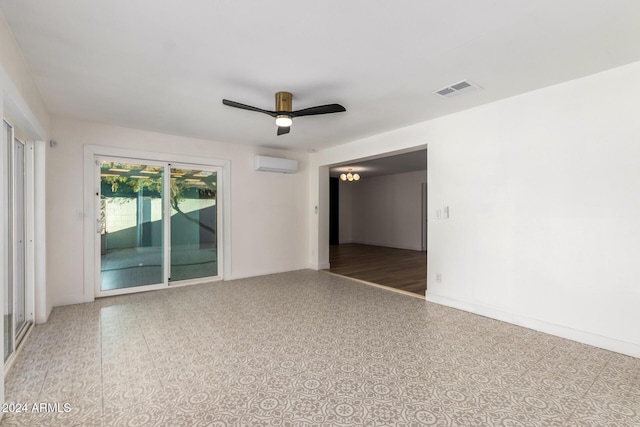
[327,149,427,296]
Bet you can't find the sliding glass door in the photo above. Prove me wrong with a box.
[3,121,12,363]
[170,167,218,282]
[4,120,32,363]
[99,161,165,291]
[12,137,26,338]
[96,158,221,296]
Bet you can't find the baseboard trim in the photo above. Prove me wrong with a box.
[54,295,95,307]
[425,292,640,359]
[309,263,330,270]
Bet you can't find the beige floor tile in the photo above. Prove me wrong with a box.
[2,270,639,426]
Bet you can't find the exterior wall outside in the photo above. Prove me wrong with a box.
[102,198,215,250]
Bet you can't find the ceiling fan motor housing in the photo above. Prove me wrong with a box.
[275,92,292,113]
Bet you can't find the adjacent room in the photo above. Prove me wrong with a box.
[1,1,639,425]
[328,150,428,296]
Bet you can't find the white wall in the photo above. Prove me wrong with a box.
[426,61,640,356]
[340,170,427,250]
[0,13,51,415]
[0,16,50,135]
[49,117,309,306]
[311,61,640,357]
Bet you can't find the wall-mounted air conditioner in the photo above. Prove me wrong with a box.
[254,155,298,174]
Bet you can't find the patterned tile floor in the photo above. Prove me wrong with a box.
[1,270,639,426]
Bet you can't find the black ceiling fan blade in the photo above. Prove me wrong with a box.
[222,99,278,118]
[291,104,346,118]
[277,126,291,136]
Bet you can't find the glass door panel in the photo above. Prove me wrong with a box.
[169,167,218,282]
[3,122,30,362]
[99,161,164,291]
[3,121,13,362]
[13,138,26,337]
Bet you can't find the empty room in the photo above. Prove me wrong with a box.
[328,150,428,296]
[0,1,639,426]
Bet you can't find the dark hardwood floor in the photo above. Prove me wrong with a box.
[328,243,427,296]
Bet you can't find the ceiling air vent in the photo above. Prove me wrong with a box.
[434,80,481,98]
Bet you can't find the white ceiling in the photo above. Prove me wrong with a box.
[1,1,639,152]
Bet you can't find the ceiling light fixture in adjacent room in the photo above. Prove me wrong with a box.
[340,169,360,182]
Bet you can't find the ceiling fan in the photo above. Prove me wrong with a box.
[222,92,346,135]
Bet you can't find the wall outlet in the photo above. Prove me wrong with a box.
[435,273,442,283]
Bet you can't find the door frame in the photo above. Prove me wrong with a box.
[3,120,35,366]
[11,136,33,344]
[421,182,427,251]
[84,145,231,302]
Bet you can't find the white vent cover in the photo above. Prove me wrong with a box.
[434,80,481,98]
[255,155,298,174]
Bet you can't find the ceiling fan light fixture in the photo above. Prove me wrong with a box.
[222,92,345,136]
[275,115,292,127]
